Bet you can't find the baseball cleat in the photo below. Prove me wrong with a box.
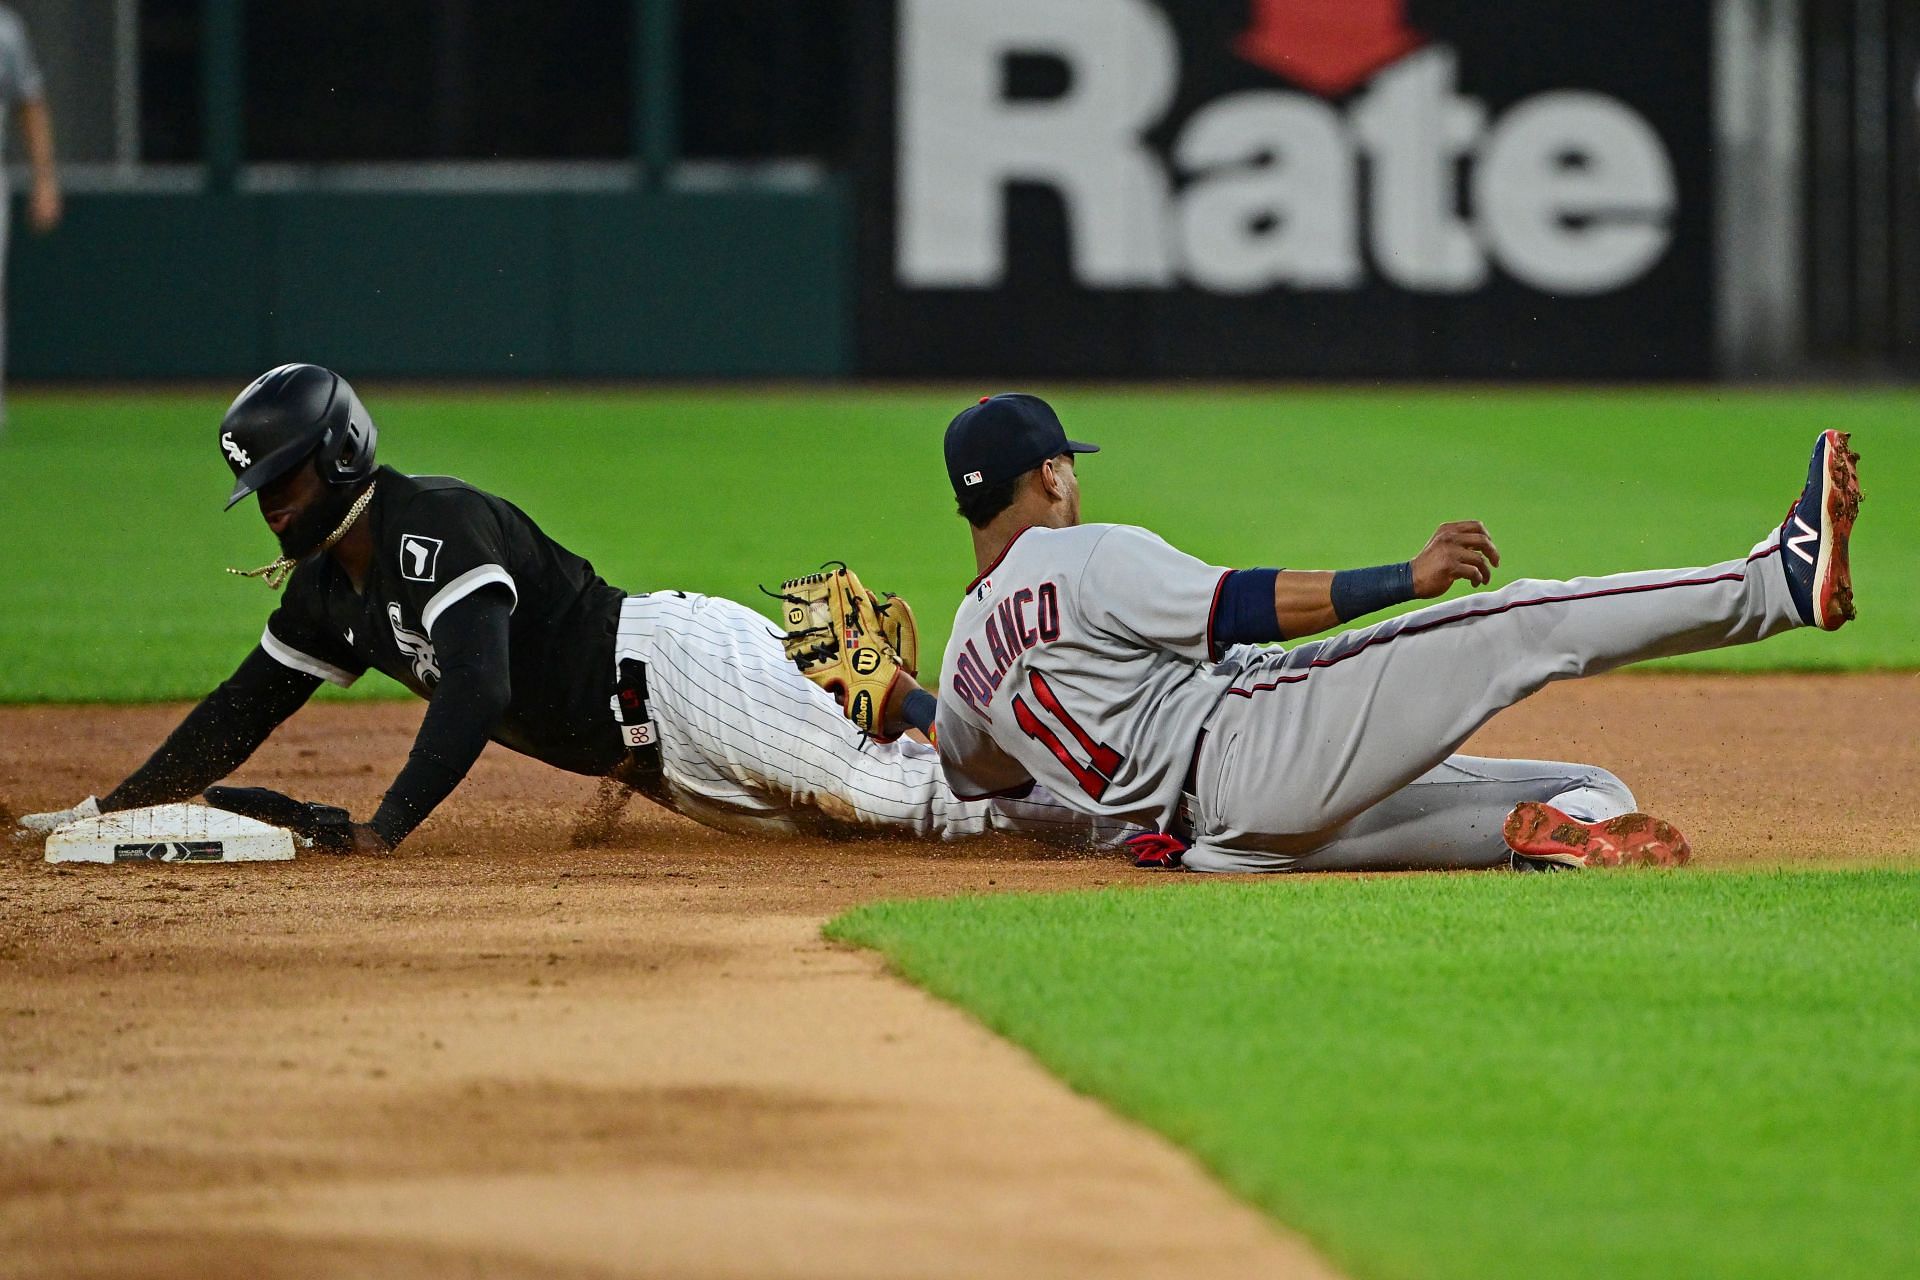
[1503,802,1692,870]
[1124,831,1189,869]
[1778,429,1862,630]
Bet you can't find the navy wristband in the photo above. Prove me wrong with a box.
[1330,562,1415,622]
[1210,568,1282,647]
[902,688,939,735]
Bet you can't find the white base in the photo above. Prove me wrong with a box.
[45,803,297,864]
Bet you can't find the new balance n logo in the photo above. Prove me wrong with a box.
[1785,515,1818,565]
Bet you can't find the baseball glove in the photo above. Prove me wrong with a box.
[871,592,919,680]
[769,564,916,740]
[204,785,355,852]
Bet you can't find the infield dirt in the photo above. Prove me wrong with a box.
[2,674,1914,1280]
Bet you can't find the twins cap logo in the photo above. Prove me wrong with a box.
[963,470,984,487]
[221,432,251,468]
[399,534,443,583]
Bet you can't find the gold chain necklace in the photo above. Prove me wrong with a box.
[226,482,377,591]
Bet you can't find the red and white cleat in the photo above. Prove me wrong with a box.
[1778,429,1863,631]
[1503,801,1692,870]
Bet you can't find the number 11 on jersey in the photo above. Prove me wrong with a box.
[1012,670,1123,800]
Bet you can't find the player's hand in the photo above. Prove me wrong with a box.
[10,795,100,841]
[1411,521,1501,596]
[343,823,393,856]
[880,669,923,740]
[27,181,61,234]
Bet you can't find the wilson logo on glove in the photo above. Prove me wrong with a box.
[766,563,921,743]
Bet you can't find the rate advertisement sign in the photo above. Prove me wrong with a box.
[855,0,1714,377]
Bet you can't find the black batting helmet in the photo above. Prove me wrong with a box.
[219,364,379,510]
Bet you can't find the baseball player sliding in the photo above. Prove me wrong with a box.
[912,394,1862,872]
[13,366,1125,853]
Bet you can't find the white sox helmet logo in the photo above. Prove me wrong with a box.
[221,432,252,468]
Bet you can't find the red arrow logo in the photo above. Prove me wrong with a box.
[1234,0,1426,97]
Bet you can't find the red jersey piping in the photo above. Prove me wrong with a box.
[965,526,1036,595]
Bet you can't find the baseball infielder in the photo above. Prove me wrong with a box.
[0,3,59,429]
[927,394,1862,872]
[13,367,1124,853]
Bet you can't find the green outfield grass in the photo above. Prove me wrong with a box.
[829,869,1920,1280]
[0,386,1914,701]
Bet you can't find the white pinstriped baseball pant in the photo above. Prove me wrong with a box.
[614,591,1131,846]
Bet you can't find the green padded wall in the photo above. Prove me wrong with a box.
[8,187,850,379]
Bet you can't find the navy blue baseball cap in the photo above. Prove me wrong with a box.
[945,393,1099,499]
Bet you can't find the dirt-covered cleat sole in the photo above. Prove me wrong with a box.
[1779,429,1862,631]
[1503,802,1692,870]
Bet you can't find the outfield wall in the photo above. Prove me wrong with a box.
[11,187,852,379]
[8,0,1913,381]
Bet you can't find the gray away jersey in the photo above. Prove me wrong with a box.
[0,5,41,158]
[935,524,1238,827]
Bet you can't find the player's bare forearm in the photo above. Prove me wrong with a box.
[1273,570,1339,638]
[881,670,940,743]
[18,97,53,177]
[880,670,916,738]
[1268,523,1500,638]
[17,97,59,232]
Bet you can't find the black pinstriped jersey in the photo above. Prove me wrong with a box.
[260,466,630,775]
